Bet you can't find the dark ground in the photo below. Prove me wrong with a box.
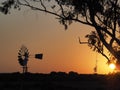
[0,71,120,90]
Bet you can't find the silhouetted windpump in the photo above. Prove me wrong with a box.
[18,45,29,73]
[78,37,98,73]
[18,45,43,73]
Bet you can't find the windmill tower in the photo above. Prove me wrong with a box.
[94,53,98,74]
[18,45,43,73]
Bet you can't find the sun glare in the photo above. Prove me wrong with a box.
[109,63,116,70]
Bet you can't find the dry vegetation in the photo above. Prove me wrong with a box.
[0,72,120,90]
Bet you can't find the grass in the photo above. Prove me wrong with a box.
[0,72,120,90]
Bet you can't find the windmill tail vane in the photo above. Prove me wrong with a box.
[35,54,43,59]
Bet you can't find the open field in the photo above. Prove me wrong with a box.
[0,72,120,90]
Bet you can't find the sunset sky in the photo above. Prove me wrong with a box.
[0,8,114,74]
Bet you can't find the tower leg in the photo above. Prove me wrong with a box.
[22,66,28,73]
[22,66,25,74]
[25,66,28,73]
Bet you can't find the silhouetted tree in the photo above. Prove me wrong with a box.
[1,0,120,68]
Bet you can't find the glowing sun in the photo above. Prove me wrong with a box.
[109,63,116,70]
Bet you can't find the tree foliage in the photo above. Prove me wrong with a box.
[1,0,120,69]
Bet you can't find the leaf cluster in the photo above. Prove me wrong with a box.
[0,0,20,14]
[85,31,103,53]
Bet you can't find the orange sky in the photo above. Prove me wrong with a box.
[0,10,114,74]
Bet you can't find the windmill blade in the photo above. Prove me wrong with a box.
[35,54,43,59]
[18,56,21,58]
[18,52,22,55]
[18,58,24,66]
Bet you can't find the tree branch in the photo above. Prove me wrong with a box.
[56,0,65,17]
[39,0,46,11]
[95,26,120,62]
[17,0,63,18]
[70,18,93,27]
[94,45,110,61]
